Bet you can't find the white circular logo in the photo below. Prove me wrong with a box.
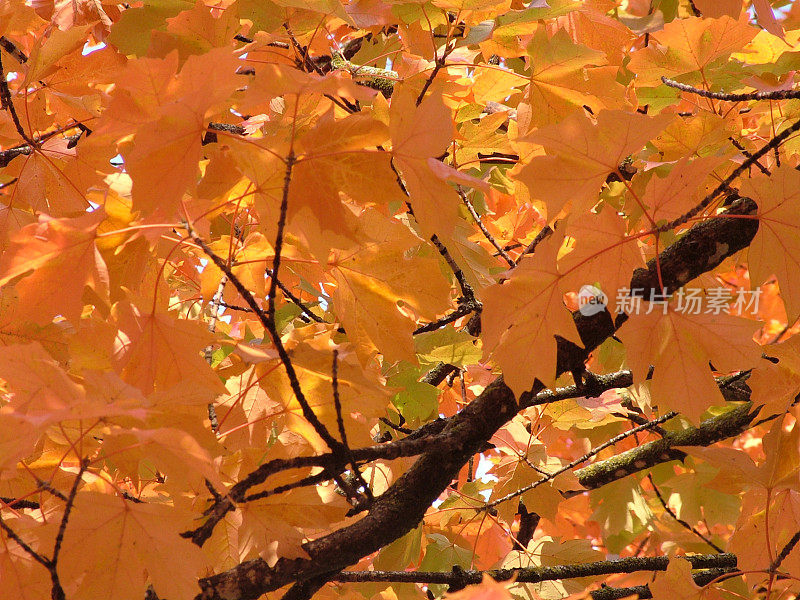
[577,285,608,316]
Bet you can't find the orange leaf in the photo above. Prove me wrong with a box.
[102,427,225,491]
[560,208,645,317]
[0,211,107,324]
[617,302,760,423]
[650,557,724,600]
[112,299,224,395]
[742,167,800,321]
[59,492,207,600]
[482,228,582,393]
[446,575,514,600]
[123,48,241,217]
[628,15,757,86]
[515,110,671,219]
[391,84,461,237]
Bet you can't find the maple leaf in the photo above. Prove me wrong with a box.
[730,488,800,575]
[559,208,645,317]
[101,426,225,491]
[445,575,514,600]
[741,167,800,321]
[0,211,107,324]
[290,109,403,243]
[239,61,376,113]
[641,155,728,224]
[617,302,761,423]
[0,511,54,600]
[628,15,758,86]
[251,332,392,449]
[239,484,349,567]
[748,337,800,418]
[59,492,207,600]
[489,419,579,526]
[515,110,672,219]
[122,47,241,217]
[390,83,462,238]
[650,557,725,600]
[329,209,452,366]
[0,412,46,473]
[481,228,582,393]
[526,28,624,128]
[111,299,225,395]
[4,136,91,214]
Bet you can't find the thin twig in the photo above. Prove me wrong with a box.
[413,305,473,334]
[590,567,735,600]
[0,515,51,567]
[657,118,800,232]
[647,473,724,553]
[415,40,455,106]
[268,153,295,324]
[483,412,678,509]
[266,268,325,323]
[378,416,413,435]
[219,301,255,312]
[205,276,228,433]
[51,459,89,564]
[728,136,771,176]
[770,529,800,573]
[0,496,40,509]
[332,350,373,506]
[516,226,553,265]
[33,477,69,502]
[187,225,342,454]
[0,50,36,145]
[242,471,332,503]
[50,458,90,600]
[430,233,478,305]
[458,188,514,267]
[662,77,800,102]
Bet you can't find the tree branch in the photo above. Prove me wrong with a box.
[331,553,736,585]
[194,195,763,600]
[662,77,800,102]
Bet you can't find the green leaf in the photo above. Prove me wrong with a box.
[415,326,482,368]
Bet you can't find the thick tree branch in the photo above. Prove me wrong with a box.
[485,411,679,509]
[573,402,757,492]
[196,379,519,599]
[589,567,733,600]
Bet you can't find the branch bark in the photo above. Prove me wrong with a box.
[331,553,737,585]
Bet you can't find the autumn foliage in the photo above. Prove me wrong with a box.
[4,0,800,599]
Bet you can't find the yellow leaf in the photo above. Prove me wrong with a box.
[628,15,757,86]
[330,210,452,365]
